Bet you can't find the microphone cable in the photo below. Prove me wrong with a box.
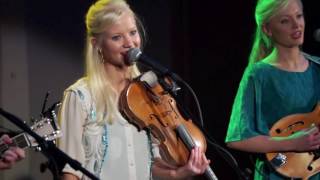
[172,74,252,180]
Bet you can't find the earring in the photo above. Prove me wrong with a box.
[97,48,105,64]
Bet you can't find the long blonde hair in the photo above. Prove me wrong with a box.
[248,0,303,64]
[85,0,144,124]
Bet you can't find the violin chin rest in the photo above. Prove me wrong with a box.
[140,71,158,88]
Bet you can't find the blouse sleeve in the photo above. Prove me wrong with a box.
[58,89,87,179]
[150,135,161,159]
[225,66,266,143]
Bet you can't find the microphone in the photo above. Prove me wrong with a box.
[314,29,320,42]
[126,48,172,75]
[126,48,183,83]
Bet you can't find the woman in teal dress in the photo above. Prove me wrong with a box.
[225,0,320,179]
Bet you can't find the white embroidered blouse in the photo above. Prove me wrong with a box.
[58,78,160,180]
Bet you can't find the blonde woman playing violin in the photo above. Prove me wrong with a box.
[58,0,210,180]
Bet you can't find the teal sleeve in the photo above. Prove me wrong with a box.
[225,67,268,143]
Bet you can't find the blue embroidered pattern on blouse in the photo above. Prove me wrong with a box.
[98,124,108,176]
[77,88,108,178]
[90,106,97,121]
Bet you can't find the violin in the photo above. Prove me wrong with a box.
[119,71,218,180]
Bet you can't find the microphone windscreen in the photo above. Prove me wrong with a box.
[126,48,142,65]
[314,29,320,42]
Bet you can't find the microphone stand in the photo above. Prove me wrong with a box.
[0,108,99,180]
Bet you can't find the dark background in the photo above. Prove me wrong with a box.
[1,0,320,179]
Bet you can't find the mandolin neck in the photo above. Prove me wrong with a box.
[0,133,30,155]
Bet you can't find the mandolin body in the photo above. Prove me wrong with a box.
[266,104,320,179]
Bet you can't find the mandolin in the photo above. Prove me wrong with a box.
[0,116,62,156]
[266,104,320,180]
